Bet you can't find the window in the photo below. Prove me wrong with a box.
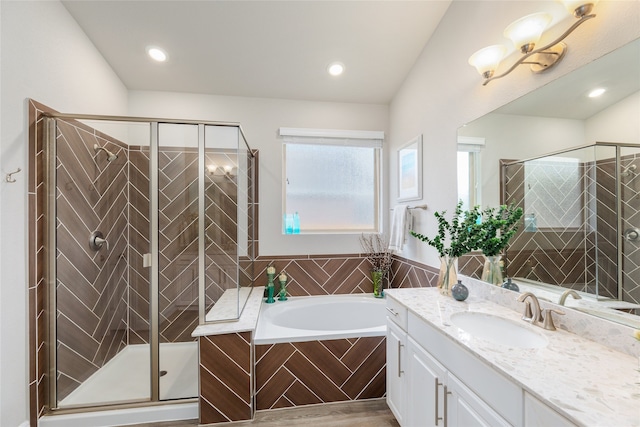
[457,136,484,210]
[524,156,581,229]
[280,128,383,233]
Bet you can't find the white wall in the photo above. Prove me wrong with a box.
[128,91,389,255]
[0,1,128,425]
[388,0,640,268]
[586,91,640,143]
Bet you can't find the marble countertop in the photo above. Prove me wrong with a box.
[386,287,640,427]
[192,287,263,337]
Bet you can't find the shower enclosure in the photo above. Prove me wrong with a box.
[40,112,255,411]
[502,142,640,309]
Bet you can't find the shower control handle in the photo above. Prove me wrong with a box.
[89,231,109,251]
[623,227,640,242]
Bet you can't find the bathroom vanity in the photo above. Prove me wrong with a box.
[385,286,639,427]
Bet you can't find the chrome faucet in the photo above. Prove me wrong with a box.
[558,289,581,306]
[517,292,541,324]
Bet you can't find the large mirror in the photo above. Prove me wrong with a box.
[458,38,640,328]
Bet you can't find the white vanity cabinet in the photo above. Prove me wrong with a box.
[387,298,524,427]
[405,336,446,426]
[386,298,408,424]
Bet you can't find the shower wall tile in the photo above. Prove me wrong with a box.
[502,154,640,306]
[29,103,258,422]
[28,100,55,424]
[52,118,130,401]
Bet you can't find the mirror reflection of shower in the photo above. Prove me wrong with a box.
[93,143,118,162]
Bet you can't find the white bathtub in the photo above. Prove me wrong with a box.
[254,294,387,345]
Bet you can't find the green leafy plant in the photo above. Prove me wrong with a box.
[474,205,523,256]
[410,201,482,258]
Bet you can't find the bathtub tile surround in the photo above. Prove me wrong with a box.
[193,289,262,424]
[253,254,438,297]
[255,337,386,410]
[199,332,252,424]
[386,284,640,426]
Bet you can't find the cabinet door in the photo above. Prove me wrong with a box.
[406,337,447,427]
[447,374,511,427]
[387,320,407,425]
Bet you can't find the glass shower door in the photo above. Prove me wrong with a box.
[155,123,200,400]
[620,146,640,307]
[51,118,152,408]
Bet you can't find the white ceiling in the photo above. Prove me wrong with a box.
[61,0,452,105]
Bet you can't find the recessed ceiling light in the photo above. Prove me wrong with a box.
[146,46,168,62]
[588,88,606,98]
[327,62,345,76]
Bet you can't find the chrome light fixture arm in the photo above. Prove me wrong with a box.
[482,14,596,86]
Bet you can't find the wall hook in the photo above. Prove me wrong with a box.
[5,168,21,183]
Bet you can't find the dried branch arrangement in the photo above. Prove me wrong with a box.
[359,234,393,273]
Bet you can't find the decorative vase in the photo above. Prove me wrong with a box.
[451,280,469,301]
[266,272,276,303]
[437,256,457,296]
[502,277,519,292]
[481,254,503,286]
[371,270,385,298]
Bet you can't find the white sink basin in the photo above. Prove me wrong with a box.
[450,312,548,349]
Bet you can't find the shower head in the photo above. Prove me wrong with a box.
[93,144,118,162]
[621,163,637,177]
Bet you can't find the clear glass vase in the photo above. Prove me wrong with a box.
[437,256,457,296]
[371,270,385,298]
[481,254,503,286]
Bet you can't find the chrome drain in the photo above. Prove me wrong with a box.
[160,370,168,377]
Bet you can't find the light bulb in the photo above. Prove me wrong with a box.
[559,0,599,17]
[468,45,507,79]
[327,62,345,76]
[146,46,168,62]
[504,12,552,53]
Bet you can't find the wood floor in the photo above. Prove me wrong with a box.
[124,399,399,427]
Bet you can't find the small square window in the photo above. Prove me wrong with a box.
[283,142,381,233]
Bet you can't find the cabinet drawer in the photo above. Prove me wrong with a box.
[386,297,408,330]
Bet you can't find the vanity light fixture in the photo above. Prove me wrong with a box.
[469,1,598,86]
[146,46,168,62]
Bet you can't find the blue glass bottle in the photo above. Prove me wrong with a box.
[292,212,300,234]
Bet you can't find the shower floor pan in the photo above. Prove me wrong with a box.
[59,341,198,407]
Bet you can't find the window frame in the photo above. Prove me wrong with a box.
[280,127,384,235]
[457,136,484,210]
